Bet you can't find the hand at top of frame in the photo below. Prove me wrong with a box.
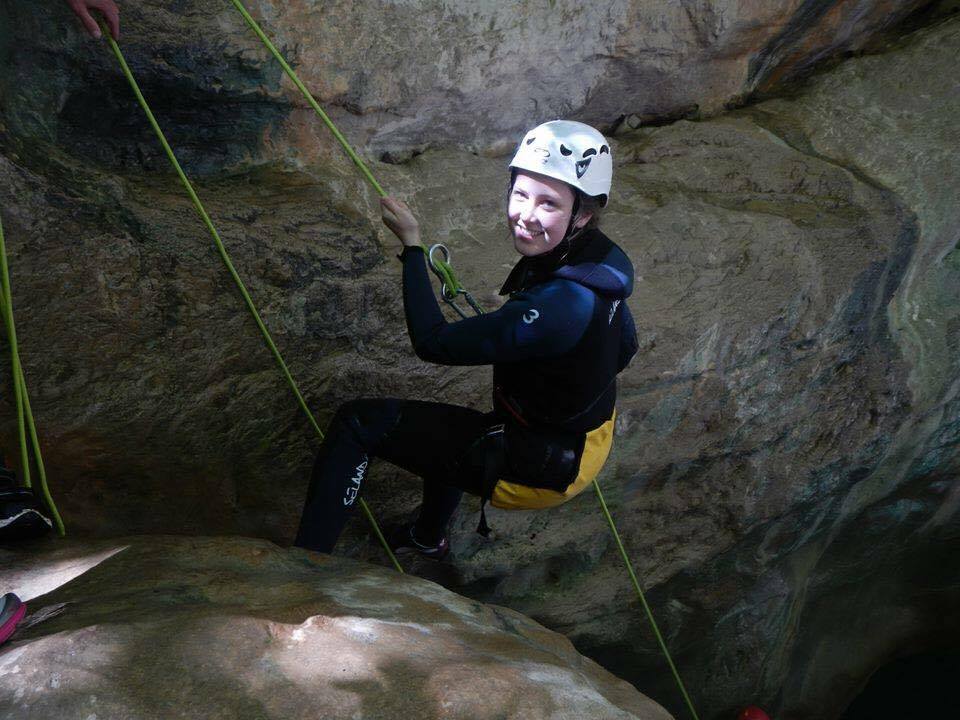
[64,0,120,41]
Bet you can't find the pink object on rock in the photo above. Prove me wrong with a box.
[0,592,26,645]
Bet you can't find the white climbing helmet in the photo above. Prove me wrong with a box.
[509,120,612,206]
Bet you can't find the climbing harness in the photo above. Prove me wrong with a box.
[0,212,64,536]
[428,245,483,319]
[102,5,700,717]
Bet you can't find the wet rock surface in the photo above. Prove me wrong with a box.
[0,536,672,719]
[0,3,958,720]
[0,0,934,165]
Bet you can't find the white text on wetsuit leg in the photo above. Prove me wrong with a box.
[343,457,368,506]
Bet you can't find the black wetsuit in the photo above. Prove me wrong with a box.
[294,228,637,552]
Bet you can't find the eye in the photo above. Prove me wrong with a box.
[559,144,572,156]
[582,148,597,158]
[600,145,609,154]
[525,136,536,145]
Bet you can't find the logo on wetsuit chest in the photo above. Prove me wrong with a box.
[523,309,540,324]
[343,458,368,506]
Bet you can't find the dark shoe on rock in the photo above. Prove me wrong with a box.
[388,523,450,560]
[0,460,52,541]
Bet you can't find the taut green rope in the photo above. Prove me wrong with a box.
[15,371,63,535]
[0,217,28,488]
[228,0,464,295]
[0,211,65,535]
[229,0,384,197]
[105,35,402,574]
[592,479,700,720]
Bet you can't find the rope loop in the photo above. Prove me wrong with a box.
[428,244,483,319]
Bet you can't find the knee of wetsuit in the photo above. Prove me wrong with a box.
[326,399,404,454]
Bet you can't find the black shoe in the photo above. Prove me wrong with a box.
[0,459,52,542]
[388,523,450,560]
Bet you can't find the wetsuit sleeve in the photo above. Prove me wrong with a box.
[400,246,594,366]
[618,304,638,372]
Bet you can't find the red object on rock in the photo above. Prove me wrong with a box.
[737,706,771,720]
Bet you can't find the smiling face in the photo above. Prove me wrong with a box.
[508,171,590,257]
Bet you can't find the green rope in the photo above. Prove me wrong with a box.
[0,218,28,488]
[6,328,28,489]
[17,369,64,535]
[227,0,464,295]
[592,479,700,720]
[432,261,464,297]
[105,35,402,574]
[229,0,384,196]
[0,212,65,535]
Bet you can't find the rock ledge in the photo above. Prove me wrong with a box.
[0,536,672,720]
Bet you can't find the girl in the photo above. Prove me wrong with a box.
[294,120,637,558]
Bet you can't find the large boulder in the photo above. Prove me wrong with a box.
[0,536,672,720]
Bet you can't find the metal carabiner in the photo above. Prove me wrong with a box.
[428,243,456,300]
[428,243,483,319]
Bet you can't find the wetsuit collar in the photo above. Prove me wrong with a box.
[499,230,598,296]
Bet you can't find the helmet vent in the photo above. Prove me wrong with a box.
[559,144,572,156]
[600,145,609,154]
[525,136,536,145]
[582,148,597,157]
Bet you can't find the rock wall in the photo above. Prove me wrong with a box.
[0,0,934,167]
[1,2,958,719]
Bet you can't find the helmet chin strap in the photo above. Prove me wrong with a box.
[530,193,589,268]
[565,217,586,243]
[561,194,588,245]
[550,209,585,267]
